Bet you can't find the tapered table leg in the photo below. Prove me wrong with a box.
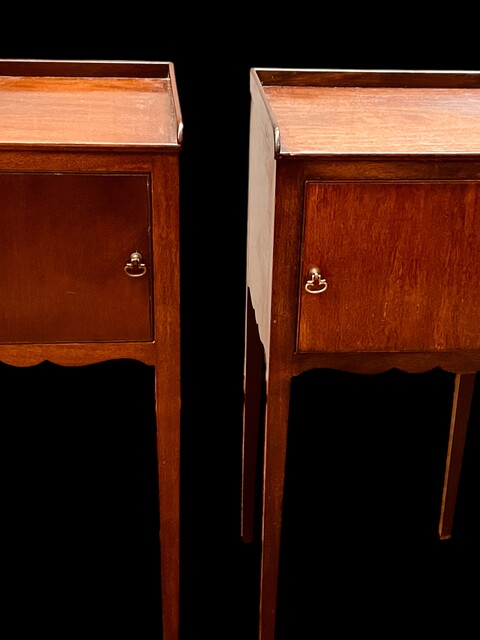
[259,372,292,640]
[438,372,476,540]
[155,364,181,640]
[242,289,265,543]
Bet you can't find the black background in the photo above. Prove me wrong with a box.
[1,12,479,639]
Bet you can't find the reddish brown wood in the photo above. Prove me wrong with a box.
[263,86,480,155]
[259,366,292,640]
[241,289,265,543]
[299,180,480,353]
[439,372,477,539]
[0,60,182,640]
[255,68,480,89]
[0,172,152,343]
[244,68,480,640]
[0,59,172,78]
[0,60,182,151]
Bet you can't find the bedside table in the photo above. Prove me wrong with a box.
[241,68,480,640]
[0,59,183,640]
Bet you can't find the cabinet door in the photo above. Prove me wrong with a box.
[0,173,153,343]
[298,180,480,353]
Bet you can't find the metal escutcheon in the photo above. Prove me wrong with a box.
[305,267,328,294]
[124,252,147,278]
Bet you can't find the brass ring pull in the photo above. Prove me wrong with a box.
[305,267,328,294]
[124,252,147,278]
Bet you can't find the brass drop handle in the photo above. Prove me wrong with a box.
[305,267,328,294]
[124,252,147,278]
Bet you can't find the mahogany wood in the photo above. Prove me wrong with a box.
[0,60,182,640]
[0,172,152,343]
[241,289,265,543]
[439,372,477,539]
[299,180,480,353]
[242,68,480,640]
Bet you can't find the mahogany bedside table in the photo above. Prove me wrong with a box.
[241,68,480,640]
[0,59,183,640]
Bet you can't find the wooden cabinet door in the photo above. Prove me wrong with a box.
[298,180,480,353]
[0,172,153,343]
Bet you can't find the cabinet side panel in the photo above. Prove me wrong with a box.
[246,86,277,358]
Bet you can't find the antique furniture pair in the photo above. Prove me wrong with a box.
[1,60,479,640]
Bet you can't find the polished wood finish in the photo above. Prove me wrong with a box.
[439,372,477,539]
[242,68,480,640]
[0,172,152,343]
[0,60,181,150]
[0,59,182,640]
[261,86,480,155]
[299,180,480,353]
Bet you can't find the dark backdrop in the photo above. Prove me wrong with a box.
[1,13,479,639]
